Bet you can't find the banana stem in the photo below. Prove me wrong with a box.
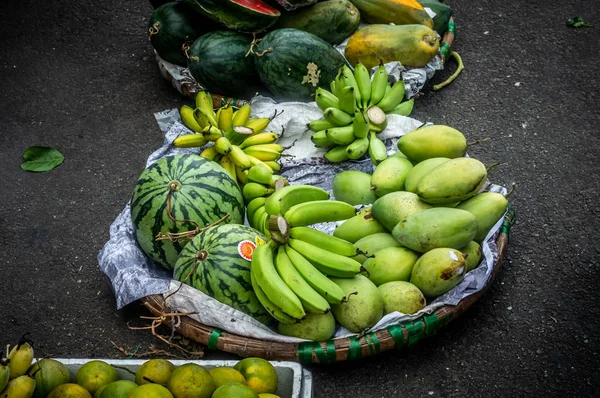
[433,51,464,91]
[468,137,491,146]
[486,162,501,172]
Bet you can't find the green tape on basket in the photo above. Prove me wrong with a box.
[347,336,363,361]
[365,332,381,356]
[423,314,439,336]
[500,205,517,236]
[298,341,336,364]
[404,321,425,345]
[386,324,406,349]
[207,328,222,349]
[440,42,452,57]
[448,20,456,35]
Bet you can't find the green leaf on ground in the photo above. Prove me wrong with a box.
[567,17,592,28]
[21,146,64,172]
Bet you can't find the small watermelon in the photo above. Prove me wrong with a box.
[131,154,245,270]
[173,224,271,324]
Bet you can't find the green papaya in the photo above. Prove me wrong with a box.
[397,125,467,163]
[370,156,414,197]
[371,191,432,232]
[404,157,450,193]
[392,207,478,253]
[415,157,488,205]
[456,192,508,242]
[274,0,361,45]
[333,208,387,243]
[410,247,466,297]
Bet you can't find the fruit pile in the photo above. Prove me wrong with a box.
[146,0,454,101]
[1,335,282,397]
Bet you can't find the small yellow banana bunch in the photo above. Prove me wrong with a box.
[249,185,366,325]
[309,63,415,165]
[173,92,285,186]
[1,334,36,397]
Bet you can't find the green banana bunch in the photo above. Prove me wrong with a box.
[308,63,414,164]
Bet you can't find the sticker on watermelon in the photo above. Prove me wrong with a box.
[238,240,257,261]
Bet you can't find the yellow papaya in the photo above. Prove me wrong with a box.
[345,24,439,70]
[350,0,433,28]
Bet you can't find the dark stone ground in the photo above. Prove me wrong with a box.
[1,0,599,396]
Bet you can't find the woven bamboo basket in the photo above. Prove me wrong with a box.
[139,206,515,365]
[155,18,457,107]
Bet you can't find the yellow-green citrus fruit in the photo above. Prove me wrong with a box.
[95,379,137,398]
[126,383,174,398]
[211,382,259,398]
[48,383,93,398]
[166,363,215,398]
[234,358,278,394]
[75,360,119,396]
[208,366,247,388]
[135,359,175,386]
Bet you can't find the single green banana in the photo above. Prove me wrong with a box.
[250,265,297,324]
[354,62,372,109]
[289,226,357,257]
[284,245,347,304]
[201,125,223,141]
[179,105,204,132]
[288,238,363,278]
[388,99,415,116]
[264,184,330,216]
[172,133,208,148]
[323,107,354,127]
[368,131,388,165]
[247,163,273,185]
[2,374,36,398]
[340,65,362,108]
[275,246,331,314]
[232,103,251,127]
[238,132,279,149]
[311,130,335,149]
[308,118,336,133]
[315,87,340,111]
[352,109,369,138]
[330,79,340,98]
[338,85,357,115]
[246,197,268,222]
[369,62,389,107]
[214,136,232,155]
[283,200,356,227]
[250,204,267,230]
[229,144,252,169]
[251,242,306,320]
[324,145,350,163]
[243,182,275,204]
[346,136,370,160]
[376,79,407,113]
[325,125,356,145]
[243,146,282,161]
[333,67,347,98]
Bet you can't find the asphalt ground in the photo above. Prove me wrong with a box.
[1,0,599,396]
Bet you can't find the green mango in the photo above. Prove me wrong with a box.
[397,125,467,163]
[330,275,384,333]
[370,156,414,197]
[392,207,478,253]
[277,312,336,341]
[378,281,426,315]
[353,232,402,263]
[372,191,432,231]
[459,240,482,272]
[96,380,138,398]
[333,207,387,243]
[410,247,466,297]
[456,192,508,242]
[416,157,487,205]
[362,246,420,286]
[404,157,450,193]
[332,170,378,205]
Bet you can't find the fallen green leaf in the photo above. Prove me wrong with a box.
[567,17,592,28]
[21,146,64,172]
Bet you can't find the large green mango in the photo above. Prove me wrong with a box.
[397,125,467,163]
[410,248,466,297]
[456,192,508,242]
[392,207,478,253]
[372,191,432,232]
[415,157,488,205]
[404,157,450,193]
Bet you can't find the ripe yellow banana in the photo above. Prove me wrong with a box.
[250,266,297,324]
[232,103,252,127]
[368,131,388,165]
[325,125,355,145]
[315,87,340,111]
[247,143,284,153]
[243,182,275,204]
[369,63,389,107]
[311,130,335,149]
[195,91,214,113]
[242,146,281,161]
[377,79,407,113]
[229,144,252,169]
[200,145,219,161]
[245,117,271,134]
[263,161,281,172]
[308,118,335,133]
[219,154,236,180]
[274,246,331,314]
[354,62,372,109]
[388,99,415,116]
[201,125,223,141]
[238,132,279,149]
[288,238,363,278]
[251,242,306,320]
[338,85,357,115]
[323,107,354,127]
[217,103,234,133]
[289,226,357,257]
[172,133,208,148]
[346,136,370,160]
[264,184,330,216]
[235,165,248,185]
[283,200,356,227]
[245,154,274,172]
[194,106,218,128]
[324,145,350,163]
[284,245,346,304]
[179,105,204,132]
[352,110,369,138]
[214,136,232,155]
[7,337,34,379]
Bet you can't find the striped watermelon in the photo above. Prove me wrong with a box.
[173,223,271,325]
[131,154,245,270]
